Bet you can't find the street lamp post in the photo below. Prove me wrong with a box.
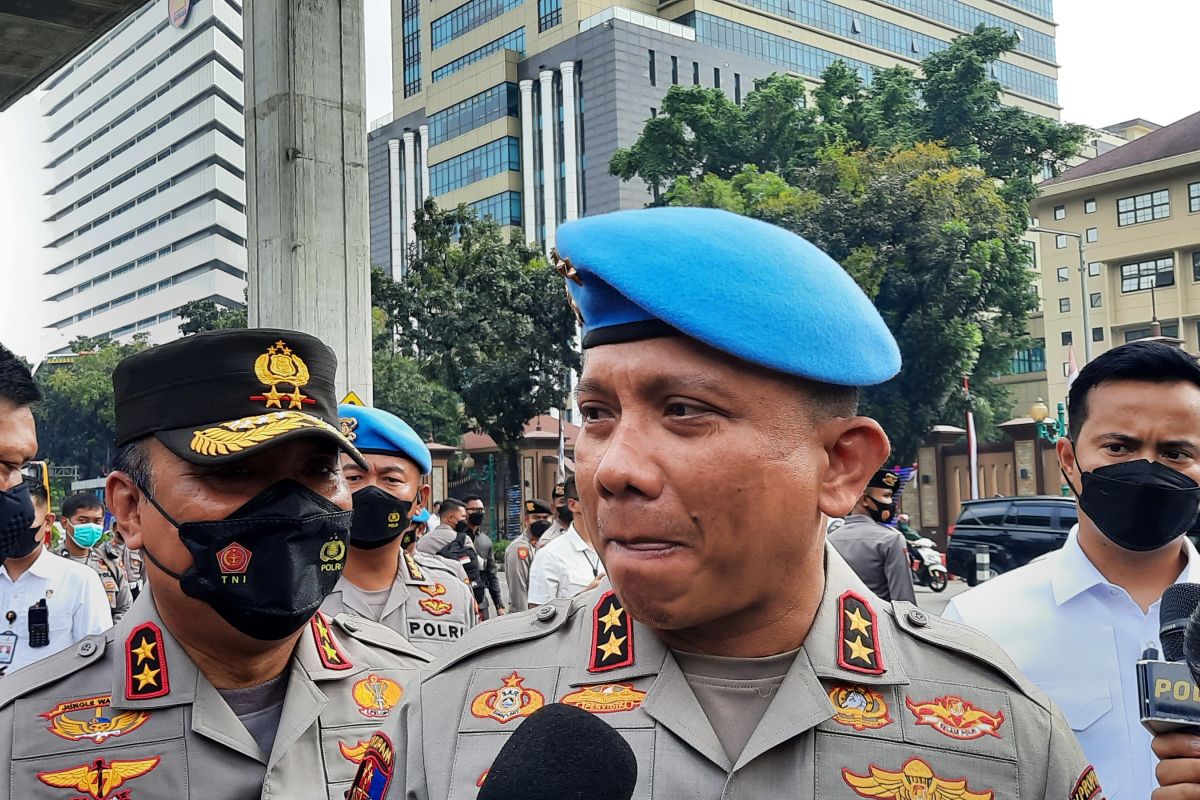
[1029,226,1092,363]
[1030,398,1069,497]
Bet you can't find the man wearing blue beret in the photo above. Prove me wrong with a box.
[364,208,1095,799]
[322,405,476,655]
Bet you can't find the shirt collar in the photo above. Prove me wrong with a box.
[1,547,58,582]
[566,525,592,552]
[1052,524,1200,605]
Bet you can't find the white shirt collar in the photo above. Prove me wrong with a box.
[565,525,594,553]
[1052,524,1200,606]
[0,546,59,582]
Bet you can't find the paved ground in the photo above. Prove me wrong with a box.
[916,578,969,617]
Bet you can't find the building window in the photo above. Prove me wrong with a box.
[402,0,422,96]
[1055,234,1068,249]
[427,82,520,146]
[1056,266,1069,282]
[431,29,525,82]
[1088,261,1101,277]
[467,190,522,226]
[1085,227,1098,243]
[432,0,524,48]
[713,67,721,88]
[1061,331,1072,346]
[429,136,521,195]
[1085,198,1096,214]
[1194,251,1200,282]
[1190,182,1200,213]
[1062,362,1072,377]
[649,107,657,118]
[1117,189,1170,226]
[671,55,679,85]
[1090,292,1102,308]
[1093,327,1104,342]
[1053,205,1066,220]
[1009,340,1046,374]
[1059,298,1070,313]
[734,72,742,104]
[537,0,561,30]
[693,61,699,85]
[1125,323,1179,343]
[1120,256,1175,293]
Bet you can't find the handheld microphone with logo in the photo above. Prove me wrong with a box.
[1138,583,1200,733]
[476,702,638,800]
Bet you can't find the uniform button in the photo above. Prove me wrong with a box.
[536,605,557,622]
[342,620,360,633]
[907,609,930,627]
[76,640,97,657]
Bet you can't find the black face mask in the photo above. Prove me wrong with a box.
[455,518,472,534]
[530,520,552,539]
[467,511,485,527]
[349,486,415,550]
[1070,459,1200,552]
[142,480,352,640]
[863,495,896,525]
[556,504,574,525]
[400,526,419,550]
[0,481,39,560]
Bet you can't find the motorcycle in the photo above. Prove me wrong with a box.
[909,536,949,593]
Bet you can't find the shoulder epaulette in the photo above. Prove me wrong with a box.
[0,632,110,709]
[425,598,578,678]
[331,613,434,663]
[891,601,1051,711]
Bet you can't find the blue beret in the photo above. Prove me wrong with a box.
[555,208,900,386]
[337,404,432,474]
[412,508,432,524]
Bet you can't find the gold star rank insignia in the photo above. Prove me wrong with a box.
[310,612,354,671]
[589,591,634,673]
[124,622,170,700]
[837,591,884,675]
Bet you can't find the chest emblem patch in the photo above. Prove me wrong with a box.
[418,598,453,616]
[828,685,893,731]
[418,583,446,597]
[42,695,150,744]
[347,733,394,800]
[352,674,404,719]
[561,683,646,714]
[844,757,993,800]
[470,672,546,723]
[905,695,1005,740]
[37,756,161,800]
[1070,766,1104,800]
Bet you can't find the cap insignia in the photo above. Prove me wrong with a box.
[883,472,899,488]
[550,249,583,286]
[837,591,884,676]
[341,416,359,442]
[251,340,315,410]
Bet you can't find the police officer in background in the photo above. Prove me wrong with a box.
[505,499,553,612]
[828,468,916,603]
[322,404,476,654]
[0,329,430,798]
[369,208,1095,799]
[57,492,133,621]
[538,482,568,549]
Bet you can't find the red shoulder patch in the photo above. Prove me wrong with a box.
[588,591,634,673]
[125,622,170,700]
[837,591,884,675]
[311,612,354,671]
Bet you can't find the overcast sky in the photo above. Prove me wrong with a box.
[2,0,1196,360]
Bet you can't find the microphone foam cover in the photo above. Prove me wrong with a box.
[477,702,638,800]
[1161,583,1200,661]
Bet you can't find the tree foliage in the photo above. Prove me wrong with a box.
[373,200,581,456]
[177,299,247,335]
[34,336,150,477]
[611,27,1086,462]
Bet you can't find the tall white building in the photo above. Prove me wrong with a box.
[40,0,247,351]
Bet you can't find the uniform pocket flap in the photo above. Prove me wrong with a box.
[1039,680,1112,731]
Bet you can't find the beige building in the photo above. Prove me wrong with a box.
[1005,111,1200,412]
[369,0,1060,276]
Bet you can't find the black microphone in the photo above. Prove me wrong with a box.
[477,702,638,800]
[1139,583,1200,733]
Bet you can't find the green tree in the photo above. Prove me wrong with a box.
[34,336,151,478]
[378,201,581,530]
[177,299,247,335]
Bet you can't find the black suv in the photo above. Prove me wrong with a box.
[947,496,1077,585]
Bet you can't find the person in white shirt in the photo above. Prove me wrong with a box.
[944,341,1200,800]
[527,476,603,606]
[0,347,112,676]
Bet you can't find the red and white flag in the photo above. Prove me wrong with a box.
[1066,346,1080,390]
[964,377,979,500]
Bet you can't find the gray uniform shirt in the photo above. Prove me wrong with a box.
[379,546,1096,800]
[59,544,133,622]
[503,533,537,612]
[0,588,432,800]
[827,515,917,603]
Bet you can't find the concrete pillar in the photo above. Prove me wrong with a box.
[387,139,404,275]
[402,130,418,255]
[539,69,558,253]
[418,123,431,201]
[243,0,371,402]
[560,61,579,221]
[519,79,537,243]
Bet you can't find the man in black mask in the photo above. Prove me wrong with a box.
[0,330,430,797]
[828,468,916,603]
[537,481,569,549]
[322,404,475,653]
[504,498,554,611]
[464,495,505,619]
[946,340,1200,800]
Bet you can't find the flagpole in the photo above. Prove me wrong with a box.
[964,377,979,501]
